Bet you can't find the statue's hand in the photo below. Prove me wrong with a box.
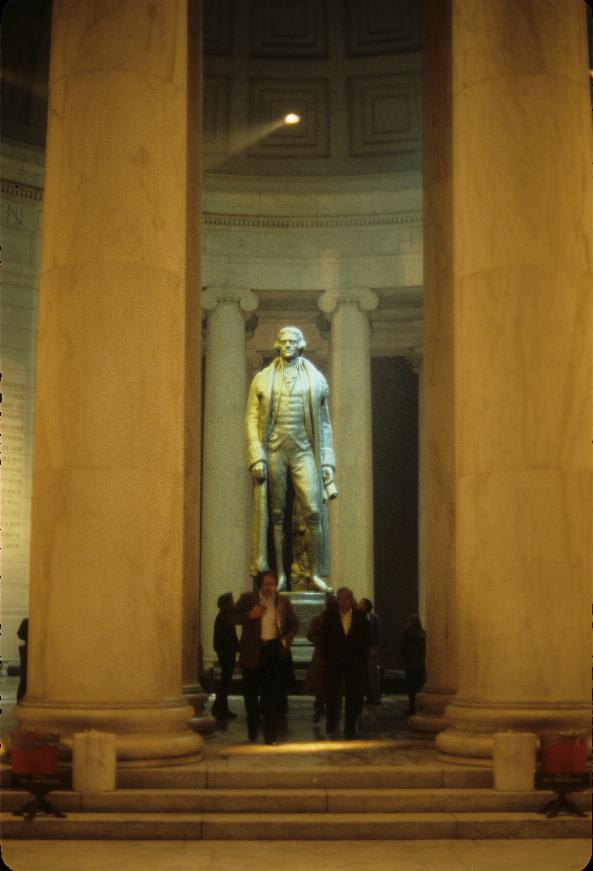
[321,465,334,485]
[251,461,267,483]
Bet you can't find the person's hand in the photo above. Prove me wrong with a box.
[321,465,334,485]
[248,604,265,620]
[251,461,267,483]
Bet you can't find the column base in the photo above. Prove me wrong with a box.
[183,684,217,736]
[407,686,455,735]
[435,698,591,766]
[14,698,204,766]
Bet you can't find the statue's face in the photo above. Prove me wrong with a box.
[276,330,300,361]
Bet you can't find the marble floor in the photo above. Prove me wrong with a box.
[2,838,590,871]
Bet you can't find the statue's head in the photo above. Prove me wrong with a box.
[274,326,306,360]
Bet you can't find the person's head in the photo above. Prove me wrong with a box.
[405,614,424,634]
[259,570,278,598]
[336,587,354,614]
[274,326,306,361]
[217,592,234,612]
[324,593,337,610]
[358,598,373,614]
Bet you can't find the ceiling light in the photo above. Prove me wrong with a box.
[284,113,301,125]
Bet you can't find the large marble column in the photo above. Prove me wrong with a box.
[409,0,457,735]
[319,288,378,599]
[405,349,425,625]
[15,0,204,764]
[431,0,593,762]
[200,288,257,665]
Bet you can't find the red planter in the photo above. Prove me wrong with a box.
[11,746,60,775]
[541,736,588,775]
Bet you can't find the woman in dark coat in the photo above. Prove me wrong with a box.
[400,614,426,717]
[211,593,239,719]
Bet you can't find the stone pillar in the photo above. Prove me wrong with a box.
[319,288,378,599]
[200,288,258,665]
[432,0,593,762]
[409,0,457,736]
[15,0,204,764]
[406,348,425,624]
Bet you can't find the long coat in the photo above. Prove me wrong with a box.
[320,606,371,671]
[245,355,335,577]
[232,591,299,670]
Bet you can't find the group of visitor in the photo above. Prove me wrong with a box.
[211,571,426,744]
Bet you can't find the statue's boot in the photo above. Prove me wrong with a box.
[310,575,333,593]
[306,521,332,592]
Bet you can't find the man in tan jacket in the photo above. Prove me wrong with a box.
[233,571,298,744]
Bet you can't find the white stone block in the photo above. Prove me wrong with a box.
[72,730,116,793]
[493,731,537,792]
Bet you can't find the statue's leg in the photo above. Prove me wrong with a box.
[290,448,332,593]
[267,448,288,590]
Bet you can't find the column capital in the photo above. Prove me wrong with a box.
[201,287,258,313]
[318,288,379,314]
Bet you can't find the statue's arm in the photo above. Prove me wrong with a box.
[318,388,336,473]
[245,374,267,473]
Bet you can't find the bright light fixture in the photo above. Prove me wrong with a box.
[284,112,301,125]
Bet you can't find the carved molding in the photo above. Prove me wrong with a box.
[204,210,422,229]
[1,180,43,201]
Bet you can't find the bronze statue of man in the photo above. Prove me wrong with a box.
[245,326,337,592]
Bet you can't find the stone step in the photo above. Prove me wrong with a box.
[116,763,493,790]
[1,810,590,840]
[2,786,591,815]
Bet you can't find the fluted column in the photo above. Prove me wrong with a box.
[15,0,204,764]
[409,0,457,735]
[200,288,257,665]
[319,288,378,599]
[405,349,425,624]
[431,0,593,762]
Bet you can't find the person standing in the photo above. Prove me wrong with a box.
[211,593,239,720]
[233,571,298,744]
[401,614,426,716]
[320,587,371,739]
[303,593,337,724]
[358,598,382,704]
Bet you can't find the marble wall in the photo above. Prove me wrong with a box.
[1,141,45,666]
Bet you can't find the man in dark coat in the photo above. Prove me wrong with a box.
[233,571,298,744]
[320,586,371,739]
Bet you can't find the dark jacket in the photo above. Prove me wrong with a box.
[232,591,299,670]
[213,613,238,658]
[319,605,371,668]
[401,629,426,672]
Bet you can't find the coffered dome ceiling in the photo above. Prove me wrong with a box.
[203,0,422,176]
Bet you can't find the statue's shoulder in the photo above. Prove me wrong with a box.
[301,357,328,390]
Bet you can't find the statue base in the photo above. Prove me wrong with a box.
[287,590,325,665]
